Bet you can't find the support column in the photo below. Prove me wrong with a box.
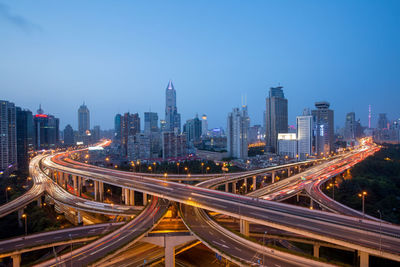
[165,239,175,267]
[313,244,320,258]
[94,181,98,201]
[130,189,135,205]
[358,251,369,267]
[272,172,275,183]
[296,193,300,202]
[63,173,68,189]
[287,168,291,177]
[239,219,249,236]
[73,175,78,196]
[232,182,237,194]
[77,211,82,224]
[18,209,24,228]
[12,254,21,267]
[124,188,130,205]
[99,182,104,202]
[143,193,147,205]
[225,183,229,192]
[77,177,82,197]
[252,176,256,190]
[37,196,42,207]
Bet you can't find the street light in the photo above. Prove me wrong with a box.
[5,186,11,202]
[358,191,367,218]
[22,214,27,236]
[177,162,180,175]
[201,162,204,174]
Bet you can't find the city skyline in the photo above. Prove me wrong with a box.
[1,1,399,130]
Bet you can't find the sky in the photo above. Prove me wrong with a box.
[1,0,399,131]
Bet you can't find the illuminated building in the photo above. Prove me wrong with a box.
[296,109,313,160]
[63,124,74,146]
[201,114,208,136]
[277,133,297,158]
[0,100,17,173]
[227,105,249,159]
[183,115,202,144]
[16,107,34,171]
[165,80,181,133]
[312,101,334,156]
[33,105,59,150]
[265,86,288,153]
[162,132,187,159]
[144,112,159,134]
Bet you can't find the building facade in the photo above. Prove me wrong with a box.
[0,100,17,173]
[16,107,34,171]
[201,114,208,136]
[34,106,60,150]
[277,133,297,158]
[265,86,288,153]
[165,81,181,133]
[162,132,187,159]
[227,106,249,159]
[312,102,334,156]
[296,109,313,160]
[78,103,90,137]
[63,124,74,146]
[144,112,159,134]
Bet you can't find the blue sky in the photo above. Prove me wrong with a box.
[1,0,399,130]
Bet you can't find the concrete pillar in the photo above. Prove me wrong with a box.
[17,209,24,228]
[130,189,135,205]
[37,196,42,207]
[143,193,148,205]
[272,172,275,183]
[77,211,82,224]
[313,244,320,258]
[73,175,78,196]
[287,168,291,177]
[310,198,314,209]
[358,251,369,267]
[232,182,237,193]
[239,219,249,236]
[121,187,125,203]
[165,240,175,267]
[94,181,98,201]
[12,254,21,267]
[296,193,300,202]
[124,188,130,205]
[63,173,68,189]
[225,183,229,192]
[252,176,256,190]
[77,177,82,197]
[243,179,247,194]
[99,182,104,202]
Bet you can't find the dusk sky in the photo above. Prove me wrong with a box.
[1,1,399,130]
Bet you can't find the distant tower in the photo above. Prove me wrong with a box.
[368,105,371,129]
[165,80,181,133]
[78,103,90,136]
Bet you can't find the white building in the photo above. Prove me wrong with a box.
[227,106,249,159]
[278,133,297,158]
[201,114,208,136]
[296,111,313,160]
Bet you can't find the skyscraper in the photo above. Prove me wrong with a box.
[78,103,90,136]
[227,106,249,159]
[34,105,60,150]
[63,124,74,146]
[114,114,122,143]
[183,115,202,144]
[0,100,17,174]
[201,114,208,136]
[144,112,159,134]
[265,86,288,153]
[312,102,334,156]
[162,132,187,159]
[296,109,313,160]
[377,113,388,129]
[121,112,140,157]
[16,107,34,171]
[344,112,356,140]
[165,80,181,133]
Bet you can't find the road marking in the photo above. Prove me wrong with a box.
[35,239,44,243]
[212,241,229,249]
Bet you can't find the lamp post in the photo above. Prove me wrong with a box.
[177,162,180,175]
[5,186,11,202]
[358,191,367,218]
[22,214,27,236]
[201,162,204,174]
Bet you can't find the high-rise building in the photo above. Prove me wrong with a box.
[312,102,334,156]
[201,114,208,136]
[165,80,181,133]
[227,106,249,159]
[265,86,288,153]
[114,114,122,142]
[296,109,313,160]
[0,100,17,174]
[121,112,140,157]
[377,113,388,129]
[248,125,263,144]
[16,107,34,171]
[344,112,356,140]
[33,105,60,150]
[277,133,297,158]
[127,133,151,160]
[183,115,202,144]
[92,125,101,143]
[63,124,74,146]
[144,112,159,134]
[78,103,90,136]
[162,132,187,159]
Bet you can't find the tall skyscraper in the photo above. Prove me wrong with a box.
[144,112,159,134]
[162,132,187,159]
[120,112,140,157]
[165,80,181,133]
[0,100,17,174]
[296,109,313,160]
[63,124,74,146]
[78,103,90,136]
[183,115,202,144]
[34,106,60,150]
[312,102,334,156]
[16,107,34,171]
[114,114,122,143]
[201,114,208,136]
[265,86,288,153]
[227,106,249,159]
[344,112,356,140]
[377,113,388,129]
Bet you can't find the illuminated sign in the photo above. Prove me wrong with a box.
[278,133,297,140]
[35,114,48,118]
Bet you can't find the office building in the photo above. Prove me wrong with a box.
[0,100,17,173]
[78,103,90,136]
[92,125,101,143]
[165,80,181,133]
[127,133,151,160]
[312,102,334,156]
[162,132,187,159]
[277,133,297,158]
[114,114,122,143]
[120,112,140,157]
[296,109,313,160]
[227,106,249,159]
[144,112,159,134]
[265,86,288,153]
[34,105,60,150]
[183,115,202,144]
[377,113,388,129]
[63,124,74,146]
[248,125,264,144]
[201,114,208,136]
[344,112,356,140]
[16,108,34,171]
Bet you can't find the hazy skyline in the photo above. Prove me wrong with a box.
[1,1,399,130]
